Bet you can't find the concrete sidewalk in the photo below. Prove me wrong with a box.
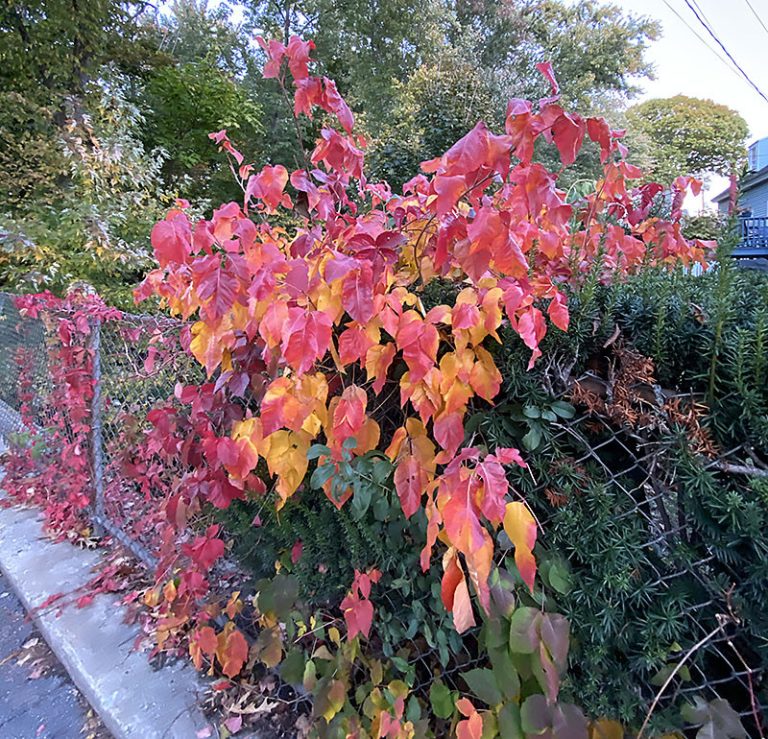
[0,500,210,739]
[0,570,108,738]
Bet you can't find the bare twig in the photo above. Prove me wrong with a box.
[636,614,732,739]
[711,461,768,478]
[727,637,766,738]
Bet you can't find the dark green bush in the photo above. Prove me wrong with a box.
[219,262,768,730]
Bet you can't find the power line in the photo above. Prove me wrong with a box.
[689,0,714,28]
[661,0,743,83]
[743,0,768,38]
[681,0,768,104]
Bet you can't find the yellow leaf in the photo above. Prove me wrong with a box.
[317,679,346,723]
[503,501,538,592]
[262,429,311,506]
[190,321,224,375]
[589,719,624,739]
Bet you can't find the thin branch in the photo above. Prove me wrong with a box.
[636,615,731,739]
[710,461,768,478]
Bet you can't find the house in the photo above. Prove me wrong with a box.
[712,138,768,256]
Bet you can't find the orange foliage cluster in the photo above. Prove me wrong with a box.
[135,36,711,695]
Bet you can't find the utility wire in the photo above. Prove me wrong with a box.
[682,0,768,104]
[743,0,768,38]
[661,0,743,83]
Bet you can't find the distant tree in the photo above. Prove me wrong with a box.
[453,0,660,112]
[153,0,256,76]
[242,0,453,114]
[626,95,749,183]
[0,71,172,307]
[368,49,495,188]
[142,60,263,201]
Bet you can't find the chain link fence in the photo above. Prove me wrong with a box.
[0,292,203,566]
[0,291,765,733]
[511,393,768,733]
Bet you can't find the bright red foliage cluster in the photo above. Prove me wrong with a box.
[3,292,119,536]
[136,35,709,648]
[1,35,714,737]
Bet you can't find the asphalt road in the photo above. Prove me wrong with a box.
[0,571,109,739]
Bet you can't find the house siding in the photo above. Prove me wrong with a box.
[740,181,768,217]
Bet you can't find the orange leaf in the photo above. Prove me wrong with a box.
[441,550,476,633]
[216,624,249,678]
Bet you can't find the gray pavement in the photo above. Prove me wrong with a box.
[0,571,108,739]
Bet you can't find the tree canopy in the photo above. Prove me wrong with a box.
[0,0,680,299]
[627,95,749,183]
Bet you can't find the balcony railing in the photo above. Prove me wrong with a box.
[735,216,768,257]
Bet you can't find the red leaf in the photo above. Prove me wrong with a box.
[536,61,560,96]
[393,455,427,518]
[281,308,333,375]
[396,312,438,383]
[341,263,375,323]
[341,592,374,640]
[433,175,466,215]
[183,526,225,571]
[332,385,367,445]
[433,411,464,456]
[551,112,585,167]
[193,256,240,322]
[548,291,569,331]
[286,35,314,80]
[245,165,290,213]
[151,214,191,267]
[291,539,303,564]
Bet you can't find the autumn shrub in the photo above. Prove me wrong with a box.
[113,33,731,737]
[12,28,763,738]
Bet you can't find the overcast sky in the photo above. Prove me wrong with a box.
[607,0,768,207]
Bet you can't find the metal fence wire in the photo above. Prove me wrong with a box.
[0,292,203,566]
[521,412,768,732]
[0,291,766,734]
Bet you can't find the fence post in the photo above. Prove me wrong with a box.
[89,319,106,533]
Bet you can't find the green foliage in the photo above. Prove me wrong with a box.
[141,59,263,202]
[0,71,173,307]
[627,96,749,182]
[462,0,660,111]
[368,49,495,189]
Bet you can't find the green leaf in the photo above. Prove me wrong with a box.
[523,405,541,419]
[547,560,572,595]
[373,496,390,521]
[509,607,541,654]
[522,424,542,450]
[279,648,306,685]
[406,695,421,723]
[307,444,331,460]
[310,463,335,489]
[550,401,576,419]
[490,646,521,701]
[371,457,392,484]
[461,667,503,707]
[351,480,373,519]
[498,702,524,739]
[429,680,455,719]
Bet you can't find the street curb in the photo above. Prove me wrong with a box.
[0,501,211,739]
